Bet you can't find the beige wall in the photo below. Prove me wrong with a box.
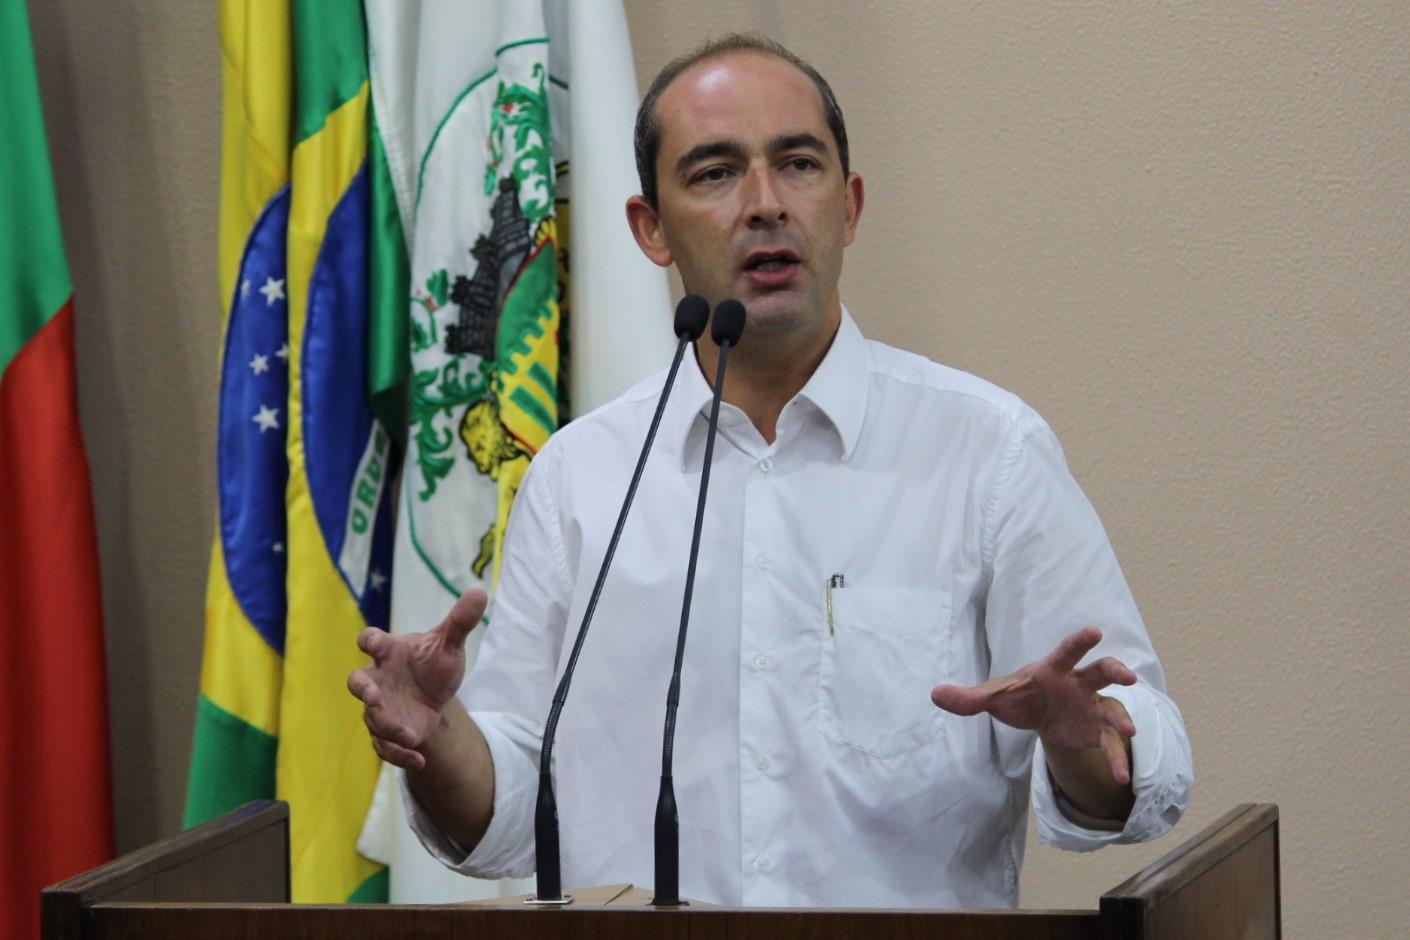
[28,1,1409,936]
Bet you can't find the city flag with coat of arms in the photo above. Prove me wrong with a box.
[355,0,672,902]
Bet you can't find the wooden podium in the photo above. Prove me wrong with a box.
[42,800,1280,939]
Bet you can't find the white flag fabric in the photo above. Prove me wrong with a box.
[358,0,672,902]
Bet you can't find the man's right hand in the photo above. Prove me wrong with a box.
[347,588,487,771]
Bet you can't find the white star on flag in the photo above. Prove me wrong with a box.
[259,276,286,306]
[241,279,251,299]
[249,353,270,375]
[273,542,285,554]
[252,404,280,432]
[275,342,290,361]
[369,569,389,592]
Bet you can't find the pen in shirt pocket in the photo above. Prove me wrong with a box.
[826,573,846,634]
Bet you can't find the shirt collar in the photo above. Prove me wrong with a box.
[667,305,870,468]
[795,306,869,462]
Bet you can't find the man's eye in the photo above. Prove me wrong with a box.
[785,157,819,172]
[693,166,732,184]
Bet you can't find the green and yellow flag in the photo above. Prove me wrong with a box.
[187,0,402,903]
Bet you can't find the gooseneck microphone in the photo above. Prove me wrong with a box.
[530,294,711,905]
[652,298,748,906]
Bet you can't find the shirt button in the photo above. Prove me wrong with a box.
[758,458,773,474]
[754,753,771,771]
[753,654,774,671]
[754,857,772,873]
[755,554,770,570]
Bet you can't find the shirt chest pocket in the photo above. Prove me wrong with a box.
[819,587,952,759]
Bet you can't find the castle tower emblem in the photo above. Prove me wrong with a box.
[445,176,534,358]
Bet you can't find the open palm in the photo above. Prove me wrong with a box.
[931,627,1137,782]
[347,589,486,769]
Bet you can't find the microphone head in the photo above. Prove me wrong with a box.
[710,299,747,346]
[673,294,710,339]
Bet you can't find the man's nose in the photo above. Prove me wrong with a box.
[742,165,787,228]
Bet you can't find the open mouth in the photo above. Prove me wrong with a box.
[742,249,803,289]
[744,249,801,272]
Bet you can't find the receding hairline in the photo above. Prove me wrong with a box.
[655,47,832,122]
[650,49,840,164]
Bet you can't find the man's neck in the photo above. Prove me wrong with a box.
[693,310,841,444]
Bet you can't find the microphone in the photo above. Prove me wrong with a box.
[529,294,711,905]
[652,298,747,906]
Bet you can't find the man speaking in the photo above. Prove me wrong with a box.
[347,34,1193,907]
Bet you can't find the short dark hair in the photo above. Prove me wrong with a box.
[633,34,850,209]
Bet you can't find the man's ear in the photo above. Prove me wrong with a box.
[842,171,865,248]
[625,195,673,267]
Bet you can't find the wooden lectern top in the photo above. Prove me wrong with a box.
[42,801,1281,940]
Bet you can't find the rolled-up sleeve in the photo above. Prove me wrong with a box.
[400,446,574,877]
[400,711,543,877]
[984,420,1194,850]
[1032,682,1194,849]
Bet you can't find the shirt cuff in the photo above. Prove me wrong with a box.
[398,712,540,879]
[1032,682,1194,851]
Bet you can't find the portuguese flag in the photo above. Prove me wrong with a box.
[0,1,115,936]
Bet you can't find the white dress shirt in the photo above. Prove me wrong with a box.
[404,309,1193,908]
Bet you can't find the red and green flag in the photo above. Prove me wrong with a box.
[0,0,115,936]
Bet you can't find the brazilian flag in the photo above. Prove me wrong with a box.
[185,0,406,903]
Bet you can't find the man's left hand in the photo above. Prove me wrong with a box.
[930,626,1138,786]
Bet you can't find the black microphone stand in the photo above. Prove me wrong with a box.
[652,299,747,906]
[528,295,710,904]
